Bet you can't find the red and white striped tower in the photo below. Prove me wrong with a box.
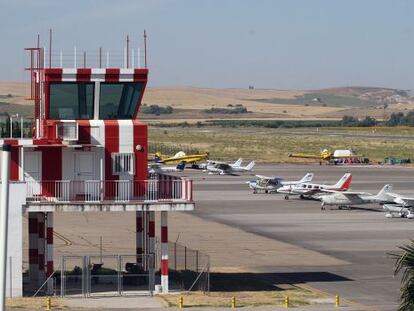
[28,213,39,284]
[37,213,46,286]
[46,212,54,294]
[160,211,168,293]
[136,211,143,268]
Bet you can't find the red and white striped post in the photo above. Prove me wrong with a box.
[160,211,168,293]
[28,213,39,285]
[46,212,54,294]
[37,213,45,286]
[136,211,143,268]
[148,212,155,255]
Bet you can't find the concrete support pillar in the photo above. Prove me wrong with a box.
[160,211,168,293]
[28,213,39,285]
[136,211,143,268]
[46,212,54,294]
[37,213,45,287]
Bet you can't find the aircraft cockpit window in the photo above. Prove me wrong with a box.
[307,185,312,189]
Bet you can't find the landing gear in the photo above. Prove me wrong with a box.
[321,202,325,210]
[284,195,289,200]
[299,195,304,199]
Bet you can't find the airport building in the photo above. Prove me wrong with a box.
[2,33,194,296]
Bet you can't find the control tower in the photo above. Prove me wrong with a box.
[2,31,194,296]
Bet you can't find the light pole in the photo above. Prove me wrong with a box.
[0,144,11,310]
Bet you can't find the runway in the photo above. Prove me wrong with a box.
[183,164,414,311]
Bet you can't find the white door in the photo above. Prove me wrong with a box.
[24,152,42,196]
[74,152,97,201]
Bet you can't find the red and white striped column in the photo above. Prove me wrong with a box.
[136,211,143,268]
[148,211,155,256]
[160,211,168,293]
[37,213,46,286]
[46,212,54,294]
[28,213,39,285]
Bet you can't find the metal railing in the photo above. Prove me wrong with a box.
[26,179,193,203]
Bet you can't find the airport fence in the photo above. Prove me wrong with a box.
[164,242,210,292]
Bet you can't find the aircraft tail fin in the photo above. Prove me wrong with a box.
[176,162,186,171]
[375,184,393,200]
[299,173,314,183]
[333,173,352,190]
[233,158,243,167]
[245,161,255,171]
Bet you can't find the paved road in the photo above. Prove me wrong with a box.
[182,164,414,311]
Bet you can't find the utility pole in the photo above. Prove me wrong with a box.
[0,144,11,311]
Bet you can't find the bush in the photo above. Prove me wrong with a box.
[204,106,250,114]
[141,105,173,115]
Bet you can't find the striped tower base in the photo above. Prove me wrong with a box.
[136,211,143,268]
[28,213,39,285]
[46,212,54,294]
[37,212,46,287]
[160,211,168,293]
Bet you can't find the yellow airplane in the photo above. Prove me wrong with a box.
[288,149,365,161]
[154,151,209,165]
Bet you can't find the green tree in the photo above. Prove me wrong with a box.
[391,240,414,310]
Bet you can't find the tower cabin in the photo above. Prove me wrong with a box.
[2,35,194,297]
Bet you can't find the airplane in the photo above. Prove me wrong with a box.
[318,184,393,210]
[277,173,352,200]
[247,173,314,194]
[148,162,186,174]
[205,160,255,175]
[383,204,414,219]
[199,158,242,170]
[381,191,414,218]
[288,149,368,164]
[153,151,208,166]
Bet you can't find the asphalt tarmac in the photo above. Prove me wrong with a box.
[183,163,414,311]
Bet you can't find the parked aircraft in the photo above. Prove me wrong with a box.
[382,191,414,218]
[383,204,414,219]
[148,162,186,174]
[318,184,393,210]
[288,149,368,164]
[205,160,255,175]
[247,173,314,194]
[277,173,352,200]
[154,151,208,166]
[200,158,242,170]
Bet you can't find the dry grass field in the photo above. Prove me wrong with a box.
[2,82,412,120]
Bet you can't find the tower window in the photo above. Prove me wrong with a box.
[99,82,143,119]
[112,153,134,174]
[49,83,94,119]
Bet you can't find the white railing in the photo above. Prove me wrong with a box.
[26,179,193,203]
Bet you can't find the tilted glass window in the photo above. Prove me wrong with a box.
[99,83,143,119]
[49,83,94,119]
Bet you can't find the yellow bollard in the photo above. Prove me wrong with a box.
[231,296,236,309]
[46,297,51,311]
[178,296,184,309]
[284,295,289,308]
[335,295,340,307]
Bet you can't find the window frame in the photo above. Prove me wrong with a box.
[111,153,135,175]
[48,82,95,120]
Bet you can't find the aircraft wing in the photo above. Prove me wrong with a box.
[321,189,372,196]
[255,175,279,180]
[388,193,414,206]
[288,153,323,159]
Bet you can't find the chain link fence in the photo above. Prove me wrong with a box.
[165,242,210,292]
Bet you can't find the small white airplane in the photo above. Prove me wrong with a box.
[205,159,255,175]
[247,173,314,194]
[382,191,414,218]
[148,162,186,174]
[318,184,393,210]
[200,158,242,170]
[383,204,414,219]
[277,173,352,200]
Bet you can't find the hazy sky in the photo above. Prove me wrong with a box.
[1,0,414,89]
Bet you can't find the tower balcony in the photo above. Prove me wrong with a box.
[24,177,194,212]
